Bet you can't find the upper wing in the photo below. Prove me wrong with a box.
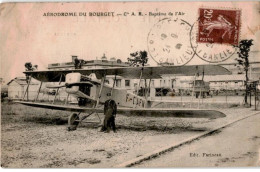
[15,101,225,119]
[24,65,231,82]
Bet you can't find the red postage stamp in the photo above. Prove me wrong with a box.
[198,8,241,45]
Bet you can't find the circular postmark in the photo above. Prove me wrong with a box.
[147,18,195,66]
[190,21,237,63]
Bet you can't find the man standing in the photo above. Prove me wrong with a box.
[100,99,117,133]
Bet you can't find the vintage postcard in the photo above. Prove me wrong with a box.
[0,1,260,168]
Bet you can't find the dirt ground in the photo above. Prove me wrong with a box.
[135,113,260,167]
[1,101,259,168]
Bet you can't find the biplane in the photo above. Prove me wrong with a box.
[15,65,231,130]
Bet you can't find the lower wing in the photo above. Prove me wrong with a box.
[14,101,225,119]
[117,108,226,119]
[14,101,103,113]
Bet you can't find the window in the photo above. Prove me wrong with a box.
[116,79,121,87]
[125,80,130,87]
[140,80,145,87]
[162,80,166,87]
[151,80,154,87]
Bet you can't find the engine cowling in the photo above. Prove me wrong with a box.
[65,73,80,94]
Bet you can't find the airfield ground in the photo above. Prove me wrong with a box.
[1,96,260,168]
[135,113,260,167]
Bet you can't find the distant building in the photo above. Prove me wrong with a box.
[47,54,136,91]
[46,55,260,96]
[151,62,260,93]
[148,75,246,91]
[204,75,245,91]
[48,54,130,70]
[219,61,260,77]
[7,77,39,100]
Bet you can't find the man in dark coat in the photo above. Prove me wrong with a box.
[100,99,117,133]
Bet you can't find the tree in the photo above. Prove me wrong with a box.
[127,50,148,67]
[127,51,149,98]
[24,62,38,84]
[25,62,38,71]
[234,39,253,105]
[25,62,33,71]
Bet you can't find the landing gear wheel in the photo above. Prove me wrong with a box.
[67,113,80,131]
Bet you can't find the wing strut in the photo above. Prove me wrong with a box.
[35,81,43,101]
[23,76,32,100]
[111,74,117,97]
[52,74,63,104]
[145,79,152,107]
[95,72,106,108]
[198,66,205,108]
[134,68,144,108]
[190,73,197,108]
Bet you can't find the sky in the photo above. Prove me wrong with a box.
[0,1,259,84]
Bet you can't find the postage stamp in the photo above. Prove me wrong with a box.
[190,8,241,63]
[190,21,237,63]
[198,8,241,46]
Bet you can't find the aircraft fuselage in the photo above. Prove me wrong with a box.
[64,73,147,108]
